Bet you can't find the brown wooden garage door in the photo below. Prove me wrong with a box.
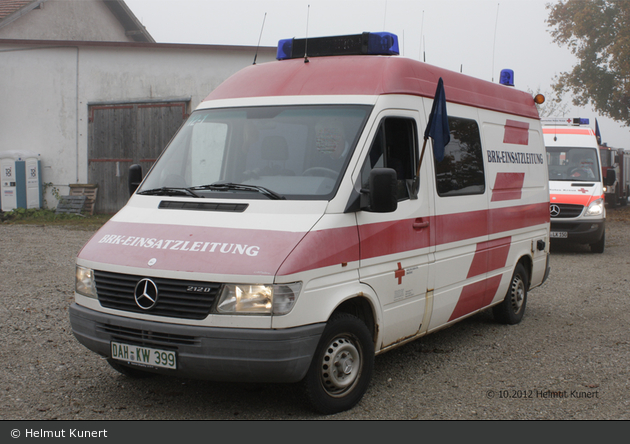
[87,101,189,213]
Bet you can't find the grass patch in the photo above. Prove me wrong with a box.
[0,208,111,230]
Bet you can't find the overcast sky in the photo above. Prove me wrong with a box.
[124,0,630,148]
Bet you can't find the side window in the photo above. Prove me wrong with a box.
[361,117,417,200]
[434,117,485,197]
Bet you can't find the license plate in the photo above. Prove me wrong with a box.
[110,341,177,369]
[550,231,568,239]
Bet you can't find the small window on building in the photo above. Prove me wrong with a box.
[434,117,485,197]
[361,117,417,200]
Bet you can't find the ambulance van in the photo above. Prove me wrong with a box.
[70,33,551,414]
[543,118,607,253]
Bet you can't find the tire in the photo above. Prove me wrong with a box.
[590,230,605,254]
[107,359,155,378]
[303,313,374,414]
[493,263,528,325]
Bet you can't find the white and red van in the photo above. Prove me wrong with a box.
[543,118,608,253]
[70,33,550,414]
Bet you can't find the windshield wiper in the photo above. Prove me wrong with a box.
[190,183,285,200]
[137,187,201,198]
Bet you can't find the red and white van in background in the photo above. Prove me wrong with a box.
[70,33,551,414]
[543,118,608,253]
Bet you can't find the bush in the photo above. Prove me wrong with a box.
[0,208,110,229]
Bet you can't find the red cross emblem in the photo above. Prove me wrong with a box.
[395,262,405,285]
[578,188,588,194]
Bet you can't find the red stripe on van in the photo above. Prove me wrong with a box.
[276,226,360,275]
[491,172,525,202]
[503,120,529,145]
[448,275,502,321]
[542,127,594,136]
[79,203,549,277]
[466,237,511,279]
[550,193,600,207]
[357,217,432,260]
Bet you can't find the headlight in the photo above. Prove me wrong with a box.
[585,198,604,216]
[76,265,97,299]
[215,282,301,315]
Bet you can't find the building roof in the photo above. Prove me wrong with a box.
[0,0,39,20]
[0,0,154,42]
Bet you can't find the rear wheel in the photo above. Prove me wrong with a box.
[493,263,528,325]
[303,313,374,414]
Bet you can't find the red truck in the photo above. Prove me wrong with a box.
[599,144,630,207]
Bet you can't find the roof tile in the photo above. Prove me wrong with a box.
[0,1,36,20]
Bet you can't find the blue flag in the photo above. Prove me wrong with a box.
[595,118,602,145]
[424,77,450,162]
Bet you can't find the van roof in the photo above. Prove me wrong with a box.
[203,56,539,119]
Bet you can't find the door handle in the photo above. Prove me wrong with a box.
[413,219,429,230]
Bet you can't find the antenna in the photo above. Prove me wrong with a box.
[423,35,426,62]
[252,12,267,65]
[491,3,500,81]
[383,1,388,31]
[419,10,424,61]
[304,4,310,63]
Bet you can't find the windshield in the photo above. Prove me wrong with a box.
[546,146,601,182]
[138,105,371,200]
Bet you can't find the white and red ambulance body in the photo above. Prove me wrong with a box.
[70,33,550,414]
[543,118,607,252]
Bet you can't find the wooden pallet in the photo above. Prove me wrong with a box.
[69,184,98,215]
[55,195,87,215]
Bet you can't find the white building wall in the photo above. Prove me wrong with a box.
[0,40,276,208]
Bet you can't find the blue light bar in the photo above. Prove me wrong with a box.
[499,69,514,86]
[276,32,399,60]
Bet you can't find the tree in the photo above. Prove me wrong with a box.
[527,87,572,118]
[547,0,630,126]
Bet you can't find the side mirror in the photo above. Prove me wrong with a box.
[128,164,143,196]
[605,169,616,186]
[363,168,397,213]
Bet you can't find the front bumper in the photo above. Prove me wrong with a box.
[550,219,605,245]
[69,303,325,383]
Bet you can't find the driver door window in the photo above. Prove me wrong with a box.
[361,117,418,201]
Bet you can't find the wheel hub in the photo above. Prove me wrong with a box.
[321,336,361,395]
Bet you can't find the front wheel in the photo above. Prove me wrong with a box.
[303,313,374,414]
[590,230,605,254]
[493,263,528,325]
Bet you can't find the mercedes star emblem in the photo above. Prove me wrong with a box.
[550,204,561,218]
[134,278,159,310]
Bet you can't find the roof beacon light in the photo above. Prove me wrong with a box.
[276,32,399,60]
[499,69,514,86]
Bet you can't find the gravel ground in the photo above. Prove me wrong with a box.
[1,207,629,420]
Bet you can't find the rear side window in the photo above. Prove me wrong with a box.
[434,117,485,197]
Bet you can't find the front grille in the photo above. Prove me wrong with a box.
[95,270,221,320]
[551,204,584,218]
[96,323,198,348]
